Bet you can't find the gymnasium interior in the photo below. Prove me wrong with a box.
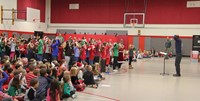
[1,0,200,101]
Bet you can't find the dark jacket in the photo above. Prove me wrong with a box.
[83,71,95,85]
[174,36,182,54]
[65,43,74,56]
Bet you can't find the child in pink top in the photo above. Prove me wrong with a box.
[46,79,61,101]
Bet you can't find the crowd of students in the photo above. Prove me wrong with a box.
[0,33,139,101]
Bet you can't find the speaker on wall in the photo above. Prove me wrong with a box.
[34,31,43,38]
[192,35,200,51]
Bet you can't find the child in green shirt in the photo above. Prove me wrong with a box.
[62,75,77,99]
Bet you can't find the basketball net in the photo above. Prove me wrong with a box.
[131,22,135,28]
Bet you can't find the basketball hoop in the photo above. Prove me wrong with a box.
[32,18,41,29]
[131,22,135,28]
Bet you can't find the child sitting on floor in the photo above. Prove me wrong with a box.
[137,49,143,59]
[70,67,85,91]
[143,50,151,58]
[8,74,25,101]
[62,75,77,100]
[24,78,39,101]
[77,62,84,82]
[2,67,13,92]
[93,63,105,81]
[83,65,98,88]
[46,79,61,101]
[62,71,76,92]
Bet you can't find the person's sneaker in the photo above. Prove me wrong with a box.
[173,74,181,77]
[113,69,118,72]
[129,66,134,69]
[101,77,106,80]
[72,94,77,99]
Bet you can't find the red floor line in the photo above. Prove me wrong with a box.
[80,91,120,101]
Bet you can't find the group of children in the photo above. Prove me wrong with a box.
[0,33,130,73]
[2,33,176,101]
[0,32,177,101]
[0,55,106,101]
[136,48,173,59]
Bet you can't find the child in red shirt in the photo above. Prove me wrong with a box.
[19,42,27,58]
[80,45,86,63]
[100,43,107,73]
[58,45,63,62]
[88,43,95,65]
[106,43,112,66]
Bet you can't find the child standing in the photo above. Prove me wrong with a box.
[88,43,95,65]
[80,45,87,63]
[128,44,134,69]
[100,43,107,73]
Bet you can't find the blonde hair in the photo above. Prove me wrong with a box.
[63,75,71,83]
[94,63,100,75]
[63,71,70,77]
[70,67,78,76]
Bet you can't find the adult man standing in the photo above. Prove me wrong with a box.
[173,35,182,77]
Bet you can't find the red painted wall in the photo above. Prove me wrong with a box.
[139,36,145,51]
[128,36,133,46]
[51,0,125,24]
[51,0,200,24]
[17,0,46,22]
[146,0,200,24]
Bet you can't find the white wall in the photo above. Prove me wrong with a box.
[47,23,200,36]
[0,0,47,32]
